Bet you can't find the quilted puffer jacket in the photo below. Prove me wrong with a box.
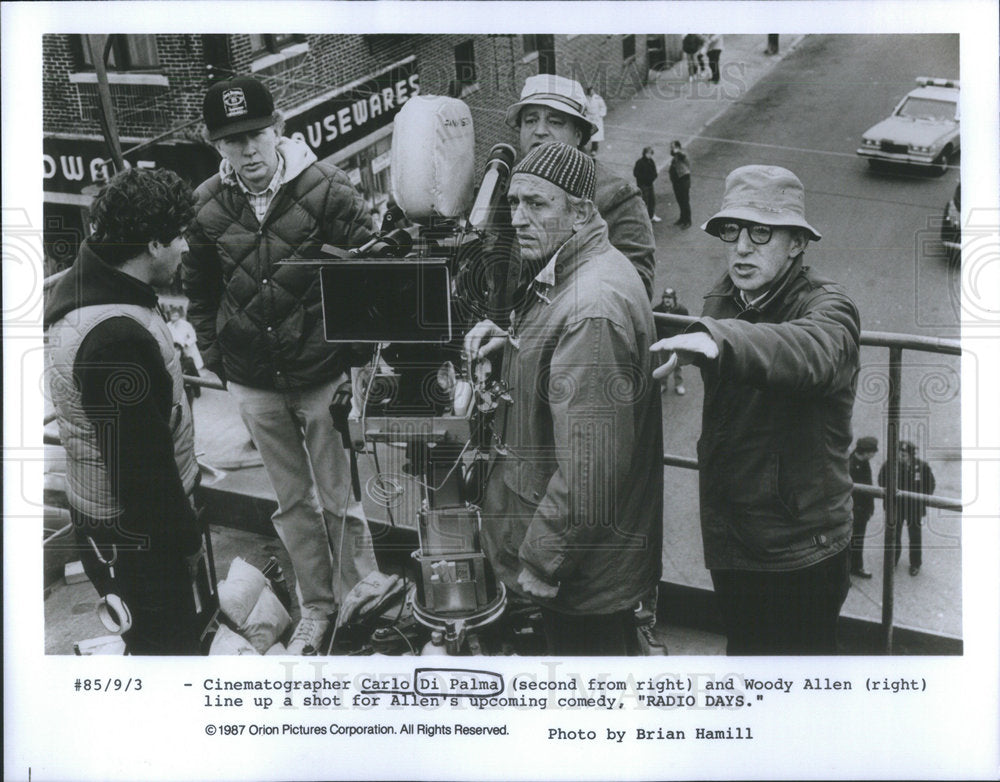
[183,137,372,390]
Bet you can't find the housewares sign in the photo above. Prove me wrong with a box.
[284,59,419,160]
[42,136,219,196]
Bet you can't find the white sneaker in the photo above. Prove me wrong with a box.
[287,616,329,655]
[651,215,662,223]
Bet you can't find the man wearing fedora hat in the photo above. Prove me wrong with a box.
[498,74,656,304]
[651,165,861,655]
[465,142,663,655]
[183,75,379,655]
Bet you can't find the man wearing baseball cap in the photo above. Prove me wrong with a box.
[499,74,656,303]
[183,75,379,655]
[465,142,663,655]
[651,165,861,655]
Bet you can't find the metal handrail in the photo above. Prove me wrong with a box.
[661,454,961,512]
[44,309,961,652]
[654,311,962,653]
[653,312,962,354]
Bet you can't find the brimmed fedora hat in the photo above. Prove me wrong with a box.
[702,165,822,241]
[504,74,598,141]
[203,76,276,141]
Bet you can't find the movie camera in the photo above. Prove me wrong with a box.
[291,96,528,653]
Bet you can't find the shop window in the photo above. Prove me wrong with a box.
[249,34,306,55]
[43,203,87,276]
[522,34,556,74]
[76,34,160,71]
[450,40,479,97]
[339,134,393,226]
[248,35,309,79]
[622,34,636,62]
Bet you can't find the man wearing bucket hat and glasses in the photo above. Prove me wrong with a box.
[183,76,379,655]
[651,165,861,655]
[496,74,656,306]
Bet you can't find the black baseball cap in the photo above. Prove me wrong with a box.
[203,76,276,141]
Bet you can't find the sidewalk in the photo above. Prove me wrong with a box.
[597,34,805,181]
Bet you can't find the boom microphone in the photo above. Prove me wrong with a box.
[467,143,517,230]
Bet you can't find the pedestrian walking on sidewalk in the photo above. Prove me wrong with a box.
[682,34,707,81]
[668,140,692,228]
[583,86,607,155]
[652,287,689,395]
[633,146,661,223]
[184,75,380,655]
[878,440,936,577]
[705,34,724,84]
[849,436,879,578]
[167,305,204,402]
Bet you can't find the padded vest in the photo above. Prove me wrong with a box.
[46,304,197,519]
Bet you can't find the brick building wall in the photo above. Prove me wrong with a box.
[43,33,650,170]
[557,34,652,99]
[42,33,648,271]
[43,34,209,139]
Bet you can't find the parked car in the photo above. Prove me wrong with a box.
[940,182,961,264]
[857,77,959,175]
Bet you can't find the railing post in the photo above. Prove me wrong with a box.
[880,346,903,653]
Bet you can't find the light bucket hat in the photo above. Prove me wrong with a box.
[503,74,598,140]
[702,165,822,241]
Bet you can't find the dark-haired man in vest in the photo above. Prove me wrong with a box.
[46,167,203,654]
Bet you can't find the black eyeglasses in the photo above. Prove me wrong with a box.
[718,221,773,245]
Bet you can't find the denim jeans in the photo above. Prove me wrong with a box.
[228,376,378,619]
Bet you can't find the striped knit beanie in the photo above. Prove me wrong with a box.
[511,141,596,201]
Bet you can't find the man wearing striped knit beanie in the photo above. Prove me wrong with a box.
[465,142,663,656]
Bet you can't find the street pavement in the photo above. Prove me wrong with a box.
[596,34,805,197]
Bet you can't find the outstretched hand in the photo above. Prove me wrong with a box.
[650,331,719,380]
